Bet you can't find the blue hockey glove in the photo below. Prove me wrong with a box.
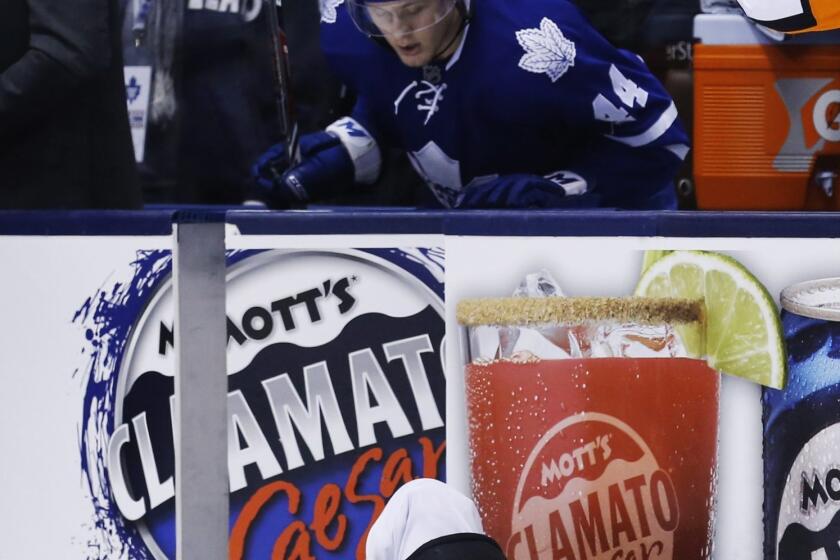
[455,171,600,209]
[251,142,289,195]
[249,117,381,208]
[250,131,355,208]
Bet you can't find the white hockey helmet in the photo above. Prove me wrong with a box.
[346,0,468,38]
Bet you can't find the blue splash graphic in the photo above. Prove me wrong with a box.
[74,250,172,560]
[362,247,445,300]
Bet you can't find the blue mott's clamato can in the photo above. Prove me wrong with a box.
[764,278,840,560]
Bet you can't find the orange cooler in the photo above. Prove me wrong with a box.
[693,15,840,210]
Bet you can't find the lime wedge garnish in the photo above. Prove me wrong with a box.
[640,250,671,275]
[635,250,787,389]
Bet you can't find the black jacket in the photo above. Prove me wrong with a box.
[0,0,142,209]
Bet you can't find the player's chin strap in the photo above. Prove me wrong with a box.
[430,0,472,62]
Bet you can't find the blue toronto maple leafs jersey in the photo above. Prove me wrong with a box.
[319,0,690,209]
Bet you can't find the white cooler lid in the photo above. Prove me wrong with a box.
[694,14,840,44]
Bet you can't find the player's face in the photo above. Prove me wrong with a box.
[367,0,461,67]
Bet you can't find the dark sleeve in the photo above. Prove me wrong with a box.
[0,0,112,140]
[524,3,689,208]
[350,95,388,146]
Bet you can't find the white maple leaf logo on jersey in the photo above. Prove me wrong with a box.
[516,17,576,82]
[320,0,344,23]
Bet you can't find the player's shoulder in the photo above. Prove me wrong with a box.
[470,0,608,92]
[474,0,609,75]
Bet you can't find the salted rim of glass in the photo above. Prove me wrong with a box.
[456,296,704,326]
[781,278,840,321]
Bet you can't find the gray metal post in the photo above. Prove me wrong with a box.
[173,221,228,560]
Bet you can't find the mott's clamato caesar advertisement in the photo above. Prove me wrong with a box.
[6,234,829,560]
[78,248,446,559]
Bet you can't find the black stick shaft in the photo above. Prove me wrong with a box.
[265,0,299,164]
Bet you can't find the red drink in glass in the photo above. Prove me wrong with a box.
[466,357,719,560]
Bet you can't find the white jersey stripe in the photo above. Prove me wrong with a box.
[606,101,678,147]
[665,143,690,160]
[446,23,472,71]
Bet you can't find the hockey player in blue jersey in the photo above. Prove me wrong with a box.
[252,0,690,209]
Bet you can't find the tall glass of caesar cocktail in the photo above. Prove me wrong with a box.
[458,296,719,560]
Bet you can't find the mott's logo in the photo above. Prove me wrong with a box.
[540,434,614,484]
[777,424,840,560]
[509,413,679,560]
[98,249,446,559]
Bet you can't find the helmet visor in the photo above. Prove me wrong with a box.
[346,0,458,38]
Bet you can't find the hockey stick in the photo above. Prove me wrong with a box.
[265,0,300,166]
